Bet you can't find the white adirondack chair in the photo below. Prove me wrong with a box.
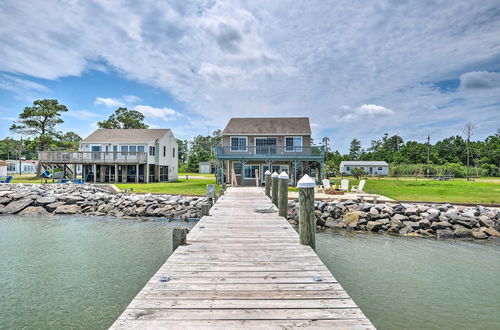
[322,179,331,190]
[351,179,366,193]
[339,179,349,191]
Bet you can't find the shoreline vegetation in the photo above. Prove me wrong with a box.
[1,183,499,241]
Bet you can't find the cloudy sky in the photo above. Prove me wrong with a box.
[1,0,499,152]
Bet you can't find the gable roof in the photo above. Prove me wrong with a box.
[82,129,171,143]
[222,117,311,135]
[340,161,388,166]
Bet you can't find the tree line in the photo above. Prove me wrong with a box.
[324,129,500,177]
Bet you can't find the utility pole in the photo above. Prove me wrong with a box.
[463,123,476,181]
[426,135,430,176]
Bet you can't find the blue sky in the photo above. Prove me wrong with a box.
[0,0,499,152]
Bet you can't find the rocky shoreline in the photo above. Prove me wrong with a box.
[287,200,500,240]
[0,184,207,219]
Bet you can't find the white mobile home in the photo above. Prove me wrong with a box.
[340,161,389,176]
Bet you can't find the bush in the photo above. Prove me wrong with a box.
[351,167,366,179]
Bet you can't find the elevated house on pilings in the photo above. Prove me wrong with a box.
[38,129,178,183]
[215,117,324,186]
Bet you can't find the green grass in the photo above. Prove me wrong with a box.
[179,172,215,178]
[116,178,219,195]
[325,177,500,204]
[8,175,41,183]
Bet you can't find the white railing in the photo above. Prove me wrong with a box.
[38,151,148,163]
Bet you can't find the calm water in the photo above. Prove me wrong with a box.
[0,216,195,329]
[0,217,499,329]
[317,231,500,330]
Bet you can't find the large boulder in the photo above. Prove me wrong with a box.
[54,204,81,214]
[404,207,419,216]
[419,219,431,229]
[472,231,488,239]
[18,206,50,216]
[342,212,359,227]
[485,227,500,238]
[430,221,452,230]
[0,197,11,205]
[366,220,383,231]
[35,196,57,206]
[45,202,65,213]
[454,225,472,238]
[0,198,33,214]
[437,229,455,239]
[60,195,85,204]
[478,215,494,228]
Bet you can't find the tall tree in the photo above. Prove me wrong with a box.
[97,107,148,129]
[349,138,362,160]
[57,131,82,150]
[10,99,68,151]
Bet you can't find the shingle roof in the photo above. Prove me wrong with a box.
[82,129,171,143]
[340,161,388,166]
[222,117,311,135]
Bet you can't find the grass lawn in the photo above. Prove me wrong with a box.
[115,178,219,195]
[8,175,41,183]
[326,177,500,204]
[179,172,215,178]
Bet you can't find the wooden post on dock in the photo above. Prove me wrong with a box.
[298,174,316,250]
[264,170,271,198]
[271,172,279,206]
[278,171,289,218]
[172,227,188,251]
[201,203,210,216]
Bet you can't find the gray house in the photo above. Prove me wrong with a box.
[339,161,389,176]
[39,129,178,183]
[215,117,324,186]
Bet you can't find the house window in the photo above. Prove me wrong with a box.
[285,136,303,151]
[230,137,247,151]
[173,148,176,158]
[149,146,155,156]
[271,165,289,174]
[378,167,383,171]
[233,162,243,175]
[255,137,277,154]
[244,165,260,179]
[163,146,166,157]
[121,146,129,153]
[138,146,145,153]
[7,163,15,172]
[346,166,350,171]
[129,146,137,155]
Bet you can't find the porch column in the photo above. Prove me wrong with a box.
[240,160,247,186]
[92,164,96,183]
[73,164,77,180]
[122,165,127,183]
[99,165,105,182]
[156,165,160,182]
[145,164,149,183]
[51,164,55,183]
[135,164,139,183]
[114,164,118,183]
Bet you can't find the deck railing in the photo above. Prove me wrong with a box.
[38,151,148,163]
[215,146,324,160]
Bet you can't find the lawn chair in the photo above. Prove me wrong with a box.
[351,179,366,193]
[0,176,13,183]
[339,179,349,191]
[322,179,331,190]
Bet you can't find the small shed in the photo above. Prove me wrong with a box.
[199,161,214,174]
[0,160,7,177]
[339,161,389,176]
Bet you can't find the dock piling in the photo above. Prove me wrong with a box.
[264,170,271,198]
[298,174,316,250]
[278,171,289,218]
[201,203,210,216]
[172,227,188,251]
[271,171,279,206]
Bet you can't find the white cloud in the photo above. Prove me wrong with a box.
[94,97,125,108]
[64,110,101,120]
[357,104,394,116]
[332,104,394,122]
[122,95,142,103]
[134,105,182,121]
[0,0,499,150]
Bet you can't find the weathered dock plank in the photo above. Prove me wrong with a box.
[110,187,374,329]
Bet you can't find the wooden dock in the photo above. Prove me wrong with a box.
[111,187,375,329]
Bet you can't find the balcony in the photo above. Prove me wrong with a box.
[38,151,148,164]
[215,146,324,161]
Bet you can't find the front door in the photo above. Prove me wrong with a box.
[369,167,373,174]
